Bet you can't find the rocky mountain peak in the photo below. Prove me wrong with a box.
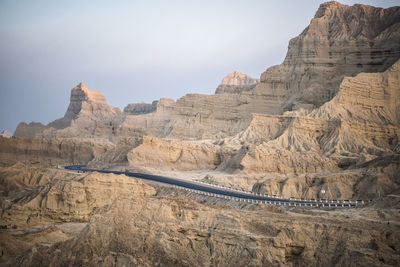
[221,71,259,86]
[215,71,259,94]
[314,1,344,18]
[71,82,107,104]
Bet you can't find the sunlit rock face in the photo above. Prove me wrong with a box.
[123,101,158,115]
[46,82,121,130]
[255,1,400,110]
[166,2,400,139]
[215,71,259,94]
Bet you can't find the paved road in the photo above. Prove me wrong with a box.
[64,165,358,207]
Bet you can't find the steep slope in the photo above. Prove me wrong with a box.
[0,136,112,167]
[4,174,399,267]
[125,59,400,199]
[14,83,122,139]
[240,59,400,174]
[166,2,400,139]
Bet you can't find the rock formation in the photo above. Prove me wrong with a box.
[118,98,176,138]
[48,82,121,129]
[14,122,46,138]
[0,130,12,138]
[1,165,399,266]
[0,136,112,167]
[165,1,400,139]
[123,101,158,115]
[215,71,259,94]
[255,1,400,110]
[14,83,122,139]
[2,2,400,266]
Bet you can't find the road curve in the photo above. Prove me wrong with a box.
[64,165,359,207]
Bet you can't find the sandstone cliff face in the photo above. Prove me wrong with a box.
[14,122,46,139]
[127,136,220,171]
[47,82,121,130]
[37,83,122,139]
[4,176,399,267]
[164,2,400,139]
[14,83,122,140]
[215,71,259,94]
[125,59,400,199]
[1,171,155,227]
[118,98,176,138]
[239,59,400,175]
[13,3,400,141]
[255,1,400,109]
[123,100,158,115]
[0,136,112,166]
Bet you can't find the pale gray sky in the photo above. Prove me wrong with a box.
[1,0,399,133]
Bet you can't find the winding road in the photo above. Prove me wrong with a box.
[64,165,361,207]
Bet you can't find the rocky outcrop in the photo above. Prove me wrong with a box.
[215,71,259,94]
[1,171,155,227]
[47,82,121,130]
[14,122,46,138]
[118,98,176,138]
[0,136,112,166]
[125,59,400,200]
[13,3,400,141]
[37,83,122,138]
[127,136,221,171]
[165,2,400,139]
[6,180,400,267]
[255,2,400,109]
[239,58,400,175]
[14,83,122,140]
[123,101,158,115]
[0,130,12,138]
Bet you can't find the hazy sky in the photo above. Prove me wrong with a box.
[1,0,399,133]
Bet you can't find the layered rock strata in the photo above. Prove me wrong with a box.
[1,166,398,267]
[215,71,259,94]
[0,136,112,166]
[123,101,158,115]
[166,2,400,139]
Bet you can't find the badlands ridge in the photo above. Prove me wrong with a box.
[1,2,400,266]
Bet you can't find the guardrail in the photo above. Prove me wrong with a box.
[194,180,367,206]
[173,184,361,208]
[64,165,367,208]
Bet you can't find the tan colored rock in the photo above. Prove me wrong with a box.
[0,136,113,166]
[123,100,158,115]
[118,98,176,138]
[10,190,400,266]
[165,2,400,139]
[215,71,259,94]
[1,170,155,227]
[127,136,220,171]
[239,59,400,175]
[255,2,400,109]
[14,122,46,138]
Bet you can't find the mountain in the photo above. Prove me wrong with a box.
[14,83,122,139]
[2,2,400,266]
[215,71,259,94]
[166,1,400,139]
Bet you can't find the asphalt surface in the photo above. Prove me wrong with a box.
[64,165,358,207]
